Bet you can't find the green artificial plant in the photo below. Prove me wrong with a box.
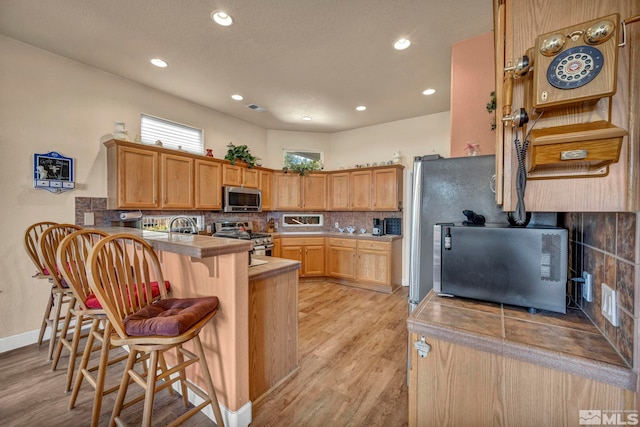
[224,142,259,168]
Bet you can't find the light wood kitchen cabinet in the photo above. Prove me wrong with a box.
[160,153,193,209]
[106,142,159,209]
[273,172,327,211]
[356,240,391,286]
[326,238,357,280]
[222,163,259,188]
[372,167,403,211]
[273,172,302,210]
[325,236,402,293]
[272,237,281,258]
[408,334,634,426]
[350,170,372,210]
[194,159,222,210]
[279,237,325,277]
[258,170,273,211]
[328,172,350,210]
[302,173,327,210]
[495,0,639,211]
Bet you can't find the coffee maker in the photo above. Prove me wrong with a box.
[372,218,384,236]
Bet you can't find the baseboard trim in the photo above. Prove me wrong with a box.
[172,381,252,427]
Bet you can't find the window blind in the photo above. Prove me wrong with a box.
[140,114,204,155]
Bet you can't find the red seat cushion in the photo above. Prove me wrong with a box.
[123,297,219,337]
[85,280,170,309]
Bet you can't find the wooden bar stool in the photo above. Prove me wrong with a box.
[60,229,170,427]
[37,223,82,360]
[23,221,58,348]
[88,233,225,427]
[54,229,111,395]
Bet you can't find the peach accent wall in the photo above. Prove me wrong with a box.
[450,32,496,158]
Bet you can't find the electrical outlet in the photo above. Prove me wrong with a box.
[334,222,339,228]
[582,271,593,302]
[601,283,619,327]
[84,212,95,226]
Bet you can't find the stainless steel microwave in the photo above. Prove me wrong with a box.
[223,186,262,212]
[433,224,568,314]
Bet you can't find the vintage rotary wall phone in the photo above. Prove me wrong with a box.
[501,13,639,225]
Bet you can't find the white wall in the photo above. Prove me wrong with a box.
[265,130,332,169]
[1,35,453,347]
[328,113,451,169]
[0,36,266,344]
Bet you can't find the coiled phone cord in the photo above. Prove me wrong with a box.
[513,130,529,225]
[512,112,543,226]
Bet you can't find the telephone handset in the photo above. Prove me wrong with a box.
[532,14,620,109]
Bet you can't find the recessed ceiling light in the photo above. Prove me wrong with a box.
[150,58,168,68]
[231,94,244,101]
[423,88,436,95]
[301,116,312,121]
[212,11,233,26]
[356,106,367,111]
[393,38,411,50]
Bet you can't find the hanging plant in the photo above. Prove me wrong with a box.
[224,142,259,168]
[486,91,497,131]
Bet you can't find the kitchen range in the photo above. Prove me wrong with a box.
[213,221,274,257]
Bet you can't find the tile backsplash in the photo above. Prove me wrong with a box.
[75,197,403,235]
[562,212,638,368]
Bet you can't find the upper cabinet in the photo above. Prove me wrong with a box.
[495,0,639,212]
[160,153,193,209]
[327,166,403,211]
[107,142,159,209]
[302,174,327,210]
[106,139,222,210]
[222,164,259,188]
[258,170,273,211]
[194,159,222,210]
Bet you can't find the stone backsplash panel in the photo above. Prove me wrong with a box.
[562,212,638,368]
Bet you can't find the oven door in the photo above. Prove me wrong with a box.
[253,245,273,257]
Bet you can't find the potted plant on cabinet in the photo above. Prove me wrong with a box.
[224,142,259,168]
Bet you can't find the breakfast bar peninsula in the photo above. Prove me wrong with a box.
[96,227,301,427]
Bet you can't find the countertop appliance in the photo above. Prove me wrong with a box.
[408,155,510,312]
[433,223,568,314]
[213,221,274,256]
[223,186,262,213]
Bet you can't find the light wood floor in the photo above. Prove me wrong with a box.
[0,281,409,426]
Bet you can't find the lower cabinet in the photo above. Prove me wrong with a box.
[408,334,635,427]
[326,238,357,280]
[327,237,402,293]
[279,237,325,277]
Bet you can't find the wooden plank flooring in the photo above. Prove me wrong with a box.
[0,281,409,426]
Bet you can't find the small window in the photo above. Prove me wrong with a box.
[282,214,324,227]
[140,114,204,155]
[283,149,324,170]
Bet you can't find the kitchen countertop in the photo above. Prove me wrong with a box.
[248,255,301,281]
[408,290,637,390]
[271,231,402,241]
[95,226,252,258]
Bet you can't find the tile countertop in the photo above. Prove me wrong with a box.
[94,226,252,258]
[248,255,301,282]
[408,291,637,391]
[272,231,402,241]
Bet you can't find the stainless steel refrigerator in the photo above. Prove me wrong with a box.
[408,154,509,312]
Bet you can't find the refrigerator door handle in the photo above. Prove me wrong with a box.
[409,161,423,304]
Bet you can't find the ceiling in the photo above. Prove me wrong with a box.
[0,0,494,133]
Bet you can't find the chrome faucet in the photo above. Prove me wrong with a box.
[168,216,198,234]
